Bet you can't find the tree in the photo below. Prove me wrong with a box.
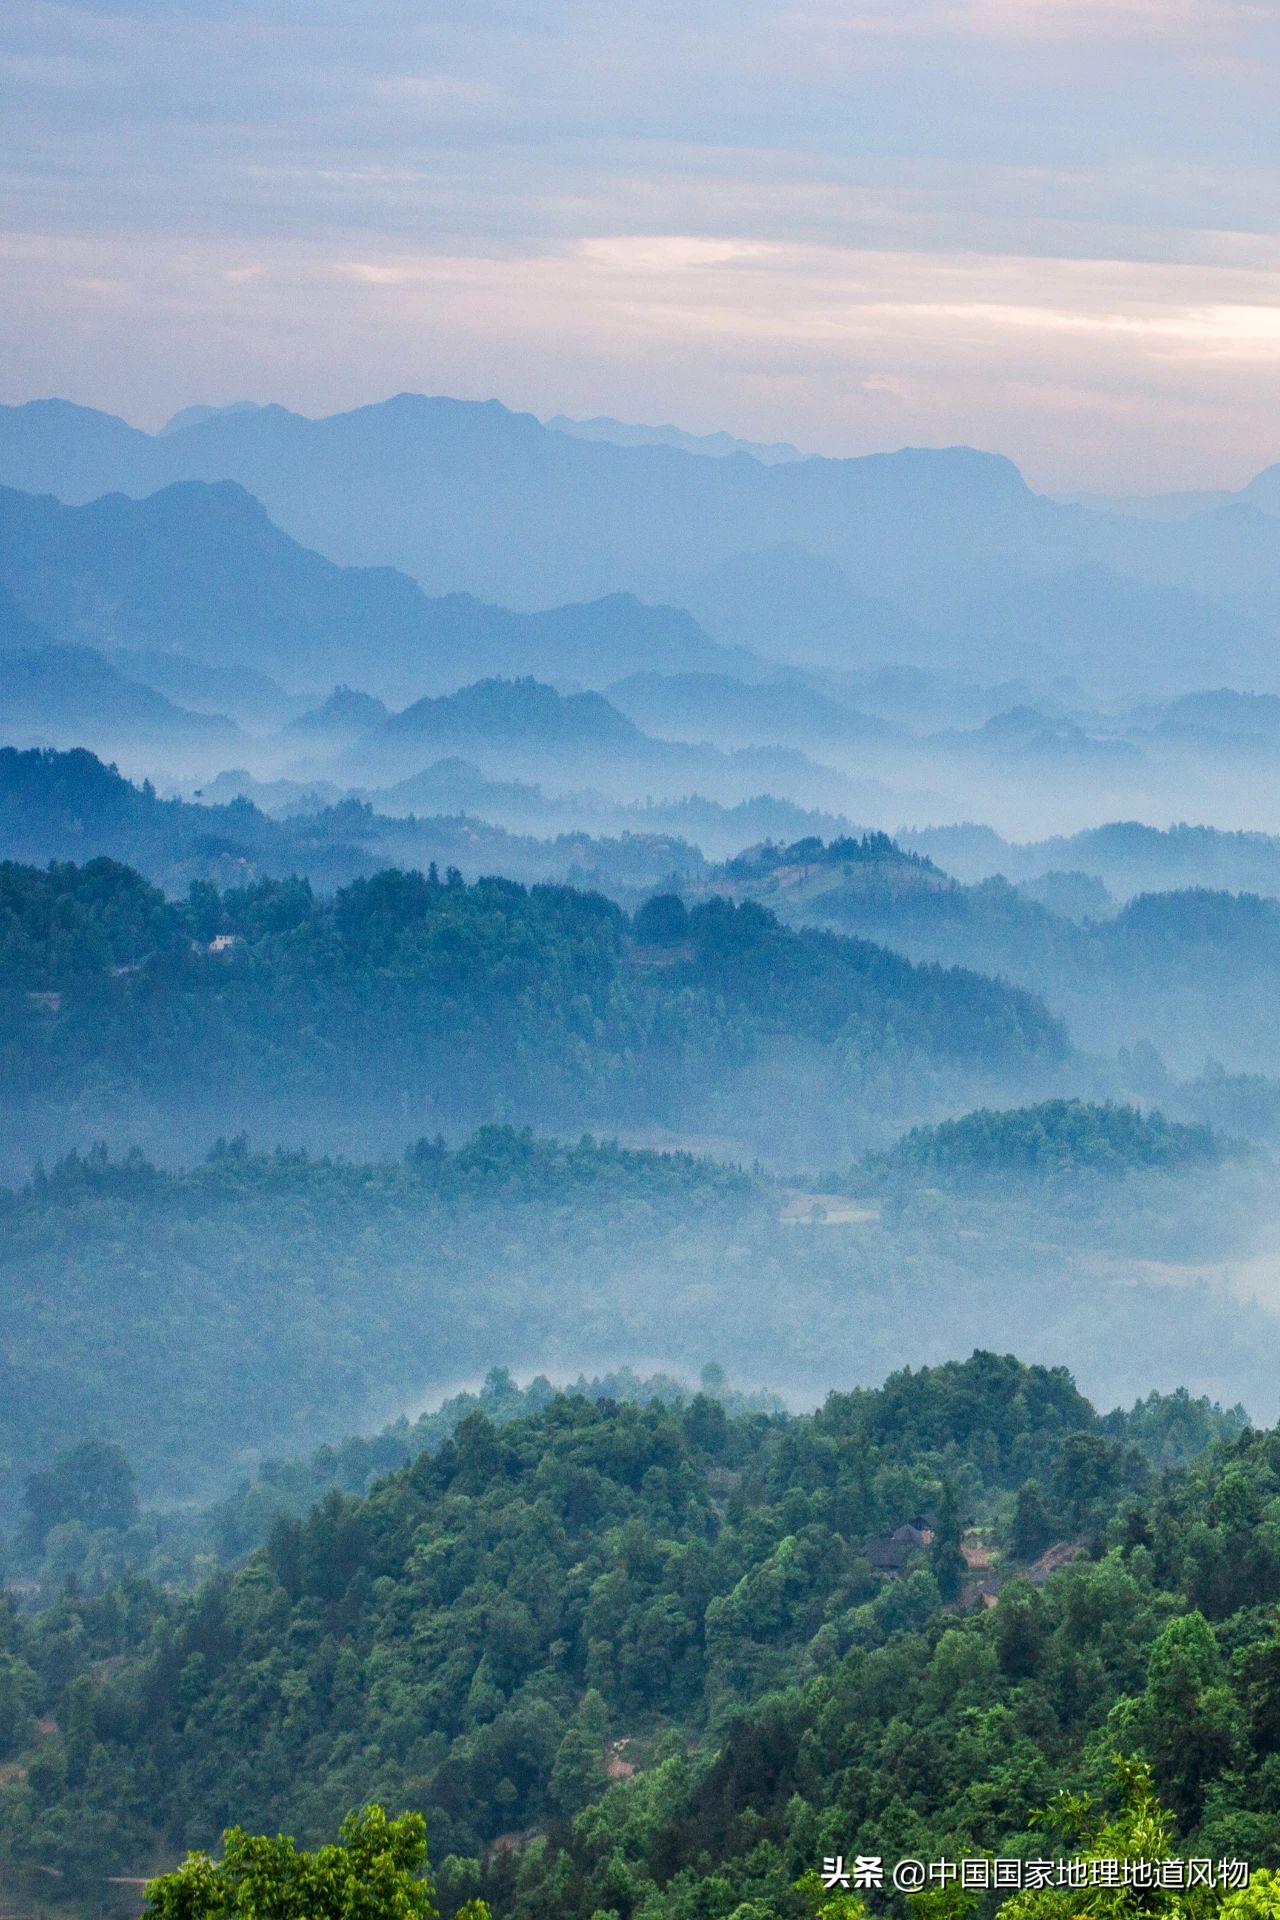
[1134,1614,1243,1825]
[0,1651,38,1759]
[144,1806,489,1920]
[633,893,689,945]
[1011,1479,1053,1560]
[1240,1630,1280,1755]
[930,1479,965,1603]
[22,1438,139,1551]
[549,1722,609,1817]
[1052,1432,1132,1531]
[992,1756,1280,1920]
[995,1581,1045,1681]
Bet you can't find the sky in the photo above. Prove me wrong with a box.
[2,0,1279,492]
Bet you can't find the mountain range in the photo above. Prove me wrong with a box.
[0,645,239,749]
[543,412,804,463]
[0,743,707,904]
[0,480,753,703]
[903,818,1280,899]
[317,674,870,806]
[2,395,1277,690]
[606,669,897,749]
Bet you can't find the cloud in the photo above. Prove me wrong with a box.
[960,0,1242,37]
[5,220,1280,491]
[1,0,1278,487]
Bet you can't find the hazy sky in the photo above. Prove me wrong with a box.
[3,0,1279,490]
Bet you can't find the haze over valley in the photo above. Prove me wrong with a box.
[6,391,1280,1438]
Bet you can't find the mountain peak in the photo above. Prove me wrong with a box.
[288,685,390,735]
[159,401,267,437]
[386,676,640,745]
[1240,462,1280,513]
[546,412,804,464]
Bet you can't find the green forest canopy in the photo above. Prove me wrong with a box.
[0,852,1067,1165]
[0,1352,1265,1920]
[865,1100,1227,1183]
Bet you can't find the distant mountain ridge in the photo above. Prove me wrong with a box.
[0,478,434,695]
[3,393,1277,689]
[108,648,308,726]
[942,563,1279,690]
[334,673,873,810]
[0,743,707,902]
[383,675,641,748]
[545,412,804,463]
[0,481,751,702]
[0,645,238,747]
[901,818,1280,899]
[286,686,390,738]
[0,396,1043,579]
[675,543,935,669]
[0,398,1035,616]
[607,670,898,749]
[158,401,267,438]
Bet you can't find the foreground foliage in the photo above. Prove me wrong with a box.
[144,1806,485,1920]
[0,1352,1267,1920]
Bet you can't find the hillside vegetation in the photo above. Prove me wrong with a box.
[0,1129,755,1513]
[8,1111,1280,1523]
[0,1354,1260,1919]
[0,746,707,904]
[0,853,1066,1168]
[698,836,1280,1080]
[867,1100,1226,1183]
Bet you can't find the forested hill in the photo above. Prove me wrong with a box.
[0,854,1066,1167]
[719,831,938,896]
[0,745,706,899]
[7,1121,1277,1538]
[867,1099,1226,1183]
[691,833,1280,1080]
[905,819,1280,900]
[0,1353,1256,1916]
[0,1127,760,1513]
